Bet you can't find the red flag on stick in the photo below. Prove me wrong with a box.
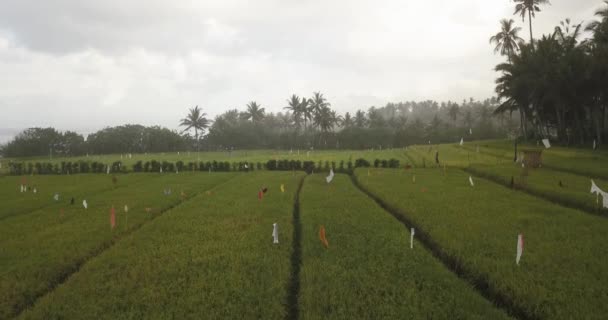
[258,190,263,201]
[110,206,116,229]
[319,225,329,248]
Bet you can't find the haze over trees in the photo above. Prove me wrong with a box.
[0,96,511,157]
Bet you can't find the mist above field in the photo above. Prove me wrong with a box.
[0,0,600,142]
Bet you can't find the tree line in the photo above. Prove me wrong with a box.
[0,125,190,158]
[186,95,513,151]
[0,96,514,158]
[490,0,608,147]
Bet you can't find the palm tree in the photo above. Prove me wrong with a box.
[308,92,330,130]
[490,19,524,61]
[513,0,550,47]
[284,95,303,130]
[342,112,354,128]
[180,106,210,151]
[354,110,367,128]
[299,97,311,132]
[244,101,265,123]
[447,103,460,125]
[586,1,608,44]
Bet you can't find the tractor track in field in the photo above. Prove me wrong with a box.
[349,173,534,320]
[11,175,238,320]
[463,167,608,218]
[285,175,305,320]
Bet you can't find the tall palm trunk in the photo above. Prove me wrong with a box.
[519,106,528,141]
[195,128,199,153]
[528,10,534,48]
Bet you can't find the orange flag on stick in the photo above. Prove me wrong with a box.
[110,206,116,229]
[319,225,329,248]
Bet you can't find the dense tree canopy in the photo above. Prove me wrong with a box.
[493,1,608,146]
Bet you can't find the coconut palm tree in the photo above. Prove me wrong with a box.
[490,19,525,61]
[308,92,330,130]
[284,95,303,130]
[354,110,367,128]
[447,103,461,125]
[586,1,608,44]
[179,105,210,151]
[244,101,265,123]
[342,112,354,128]
[513,0,550,47]
[299,97,312,132]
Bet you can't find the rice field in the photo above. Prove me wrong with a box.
[2,140,608,319]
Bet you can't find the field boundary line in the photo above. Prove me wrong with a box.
[284,175,305,320]
[349,173,534,320]
[12,174,239,319]
[463,167,608,218]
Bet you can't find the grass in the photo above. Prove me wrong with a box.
[17,172,302,319]
[298,174,511,319]
[355,168,608,319]
[0,172,235,319]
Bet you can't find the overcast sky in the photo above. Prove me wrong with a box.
[0,0,602,142]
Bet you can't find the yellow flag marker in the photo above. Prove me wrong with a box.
[280,184,285,193]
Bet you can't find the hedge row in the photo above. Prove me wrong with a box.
[6,158,400,175]
[7,161,125,175]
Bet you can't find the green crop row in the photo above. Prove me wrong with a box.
[298,174,510,319]
[18,172,302,319]
[354,168,608,319]
[0,174,149,221]
[0,173,235,319]
[466,164,608,216]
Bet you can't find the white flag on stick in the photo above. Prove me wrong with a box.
[590,180,608,208]
[124,205,129,213]
[593,140,597,150]
[106,166,110,174]
[53,193,59,201]
[410,228,415,249]
[82,200,88,209]
[20,185,24,193]
[272,223,279,244]
[542,139,551,149]
[469,176,475,187]
[326,169,335,184]
[516,234,524,265]
[469,128,473,135]
[460,138,464,146]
